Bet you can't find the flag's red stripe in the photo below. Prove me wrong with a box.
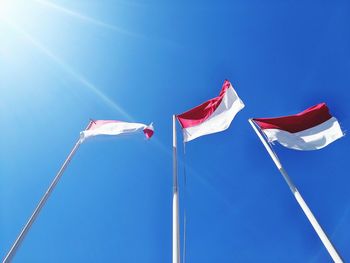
[253,103,332,133]
[143,128,154,139]
[176,80,231,128]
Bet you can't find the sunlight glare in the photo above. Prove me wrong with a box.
[0,0,30,24]
[0,0,135,121]
[0,0,11,19]
[33,0,141,38]
[2,17,134,121]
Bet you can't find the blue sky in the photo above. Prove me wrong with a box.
[1,0,350,262]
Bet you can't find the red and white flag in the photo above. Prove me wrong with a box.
[253,103,344,150]
[176,80,244,142]
[80,120,154,142]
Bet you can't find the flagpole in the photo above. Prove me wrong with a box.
[172,115,180,263]
[3,121,93,263]
[248,119,343,263]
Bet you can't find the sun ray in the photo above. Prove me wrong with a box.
[1,17,133,121]
[33,0,142,38]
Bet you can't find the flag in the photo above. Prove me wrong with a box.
[176,80,244,142]
[80,120,154,142]
[253,103,344,150]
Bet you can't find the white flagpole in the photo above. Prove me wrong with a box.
[172,115,180,263]
[3,121,93,263]
[248,119,343,263]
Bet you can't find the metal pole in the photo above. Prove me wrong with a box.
[3,121,92,263]
[172,115,180,263]
[248,119,343,263]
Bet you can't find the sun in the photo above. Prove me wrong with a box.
[0,0,18,21]
[0,0,10,17]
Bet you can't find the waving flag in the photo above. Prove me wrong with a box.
[80,120,154,142]
[176,80,244,142]
[253,103,344,150]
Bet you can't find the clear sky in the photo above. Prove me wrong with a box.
[1,0,349,262]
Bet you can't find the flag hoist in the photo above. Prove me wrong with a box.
[173,80,244,263]
[249,103,344,263]
[3,120,154,263]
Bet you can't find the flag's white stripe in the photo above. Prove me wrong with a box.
[182,86,245,142]
[262,117,344,150]
[80,122,148,141]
